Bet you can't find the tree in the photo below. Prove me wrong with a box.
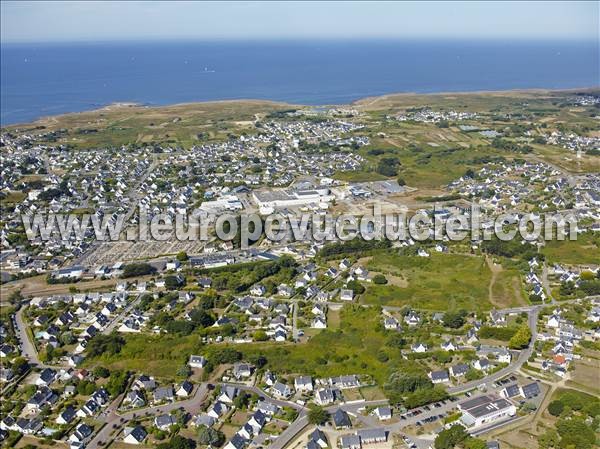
[87,333,125,357]
[386,333,406,347]
[547,400,564,417]
[247,354,268,369]
[165,275,184,290]
[434,424,469,449]
[556,418,596,449]
[76,380,97,396]
[404,386,448,409]
[372,274,388,285]
[346,280,365,295]
[464,169,475,179]
[121,263,156,278]
[308,406,330,425]
[508,325,532,349]
[377,351,389,362]
[208,348,241,365]
[157,435,195,449]
[465,368,484,382]
[397,177,406,186]
[106,370,129,397]
[93,366,110,378]
[234,392,250,409]
[385,371,432,394]
[442,310,467,329]
[189,308,215,328]
[176,251,189,262]
[376,157,401,177]
[253,330,268,341]
[197,425,225,447]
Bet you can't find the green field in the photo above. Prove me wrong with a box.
[490,267,526,308]
[541,232,600,265]
[237,305,415,385]
[363,253,493,311]
[86,333,199,379]
[92,305,418,385]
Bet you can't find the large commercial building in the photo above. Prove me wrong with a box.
[458,395,516,428]
[253,188,332,209]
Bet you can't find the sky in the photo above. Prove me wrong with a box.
[1,1,598,43]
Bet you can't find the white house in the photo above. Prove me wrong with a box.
[411,342,428,353]
[340,289,354,301]
[123,426,147,445]
[295,376,313,392]
[189,355,207,368]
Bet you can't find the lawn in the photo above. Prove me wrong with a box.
[359,385,387,401]
[362,253,493,311]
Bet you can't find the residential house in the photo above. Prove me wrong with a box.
[152,386,174,403]
[176,380,193,397]
[372,406,392,421]
[188,355,207,369]
[123,426,147,445]
[428,370,450,384]
[295,376,314,392]
[333,409,352,429]
[154,414,175,431]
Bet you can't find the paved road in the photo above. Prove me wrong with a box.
[448,307,539,394]
[87,382,211,449]
[101,293,142,335]
[222,383,305,411]
[14,306,43,366]
[268,399,389,449]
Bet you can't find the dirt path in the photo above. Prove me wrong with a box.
[486,256,504,308]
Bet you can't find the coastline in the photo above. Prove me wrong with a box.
[2,85,599,129]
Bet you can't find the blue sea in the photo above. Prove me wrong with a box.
[1,40,598,125]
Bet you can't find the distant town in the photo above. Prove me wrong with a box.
[0,89,599,449]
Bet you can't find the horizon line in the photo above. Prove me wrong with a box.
[2,36,599,46]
